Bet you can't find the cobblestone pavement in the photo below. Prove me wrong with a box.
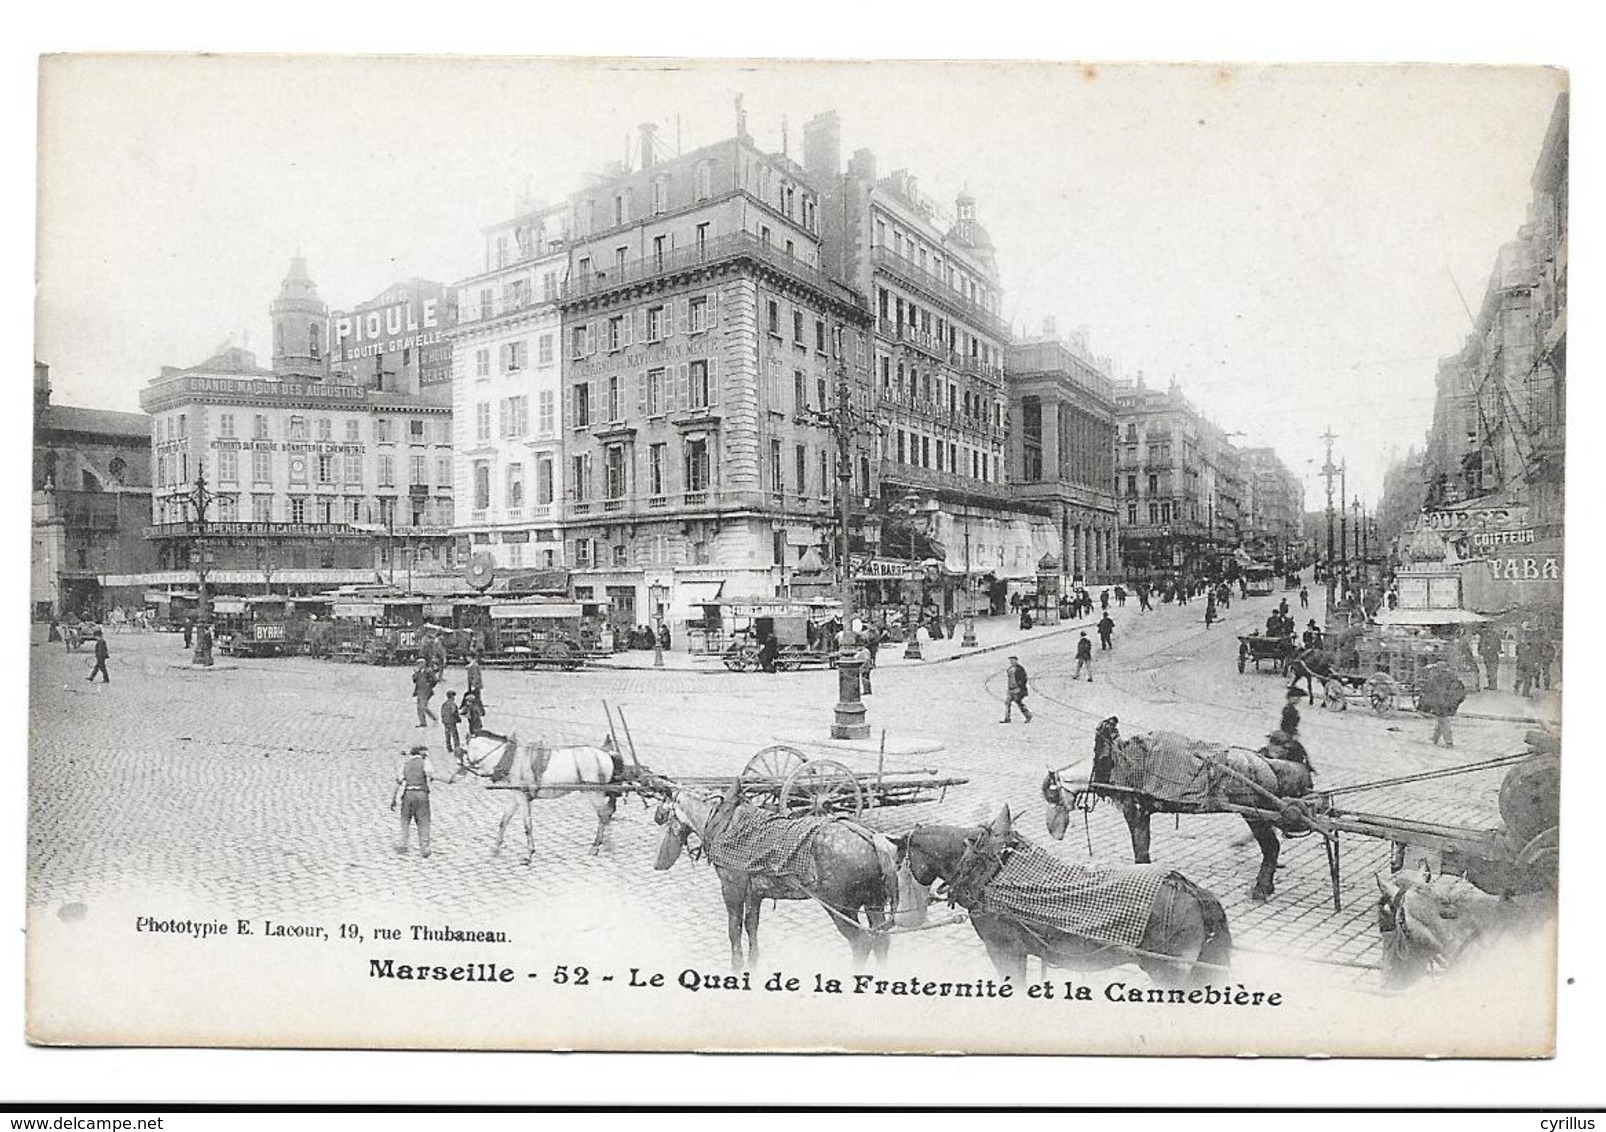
[28,592,1553,993]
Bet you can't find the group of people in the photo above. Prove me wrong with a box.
[624,624,672,652]
[412,650,487,763]
[1472,626,1557,698]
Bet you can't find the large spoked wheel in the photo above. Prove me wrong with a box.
[740,745,808,804]
[543,640,581,671]
[1367,673,1399,716]
[781,758,864,818]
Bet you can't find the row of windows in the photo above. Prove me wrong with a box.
[159,449,450,491]
[155,494,447,527]
[873,213,994,313]
[889,428,996,482]
[875,287,1000,369]
[570,295,712,360]
[572,361,714,428]
[572,160,818,240]
[1126,501,1200,525]
[877,356,1003,426]
[474,335,556,378]
[161,412,449,446]
[469,456,556,513]
[767,440,835,499]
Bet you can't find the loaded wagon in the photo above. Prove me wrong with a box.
[480,596,599,670]
[716,599,842,672]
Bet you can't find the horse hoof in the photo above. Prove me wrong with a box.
[1251,889,1271,904]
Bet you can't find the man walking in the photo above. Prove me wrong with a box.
[1420,662,1467,748]
[413,660,439,728]
[1074,631,1094,682]
[1098,613,1115,651]
[1001,655,1032,723]
[1299,585,1310,610]
[466,653,484,702]
[390,744,434,857]
[1477,628,1503,691]
[440,690,464,758]
[462,687,486,736]
[87,630,110,683]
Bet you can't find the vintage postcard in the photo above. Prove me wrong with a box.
[27,56,1566,1055]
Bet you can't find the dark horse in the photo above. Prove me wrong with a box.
[654,785,898,972]
[1049,717,1315,904]
[895,807,1232,986]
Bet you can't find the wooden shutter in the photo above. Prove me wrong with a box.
[709,290,719,328]
[622,311,635,348]
[675,298,689,334]
[637,372,647,418]
[706,357,719,407]
[677,363,690,412]
[585,321,596,355]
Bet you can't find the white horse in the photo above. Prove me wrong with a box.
[468,732,628,862]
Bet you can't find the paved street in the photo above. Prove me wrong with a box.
[28,590,1552,993]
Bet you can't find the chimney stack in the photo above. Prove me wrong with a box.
[803,111,841,182]
[640,123,658,170]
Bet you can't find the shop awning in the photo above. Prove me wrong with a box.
[678,580,726,605]
[1375,608,1489,627]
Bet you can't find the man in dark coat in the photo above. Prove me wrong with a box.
[87,630,110,683]
[1097,613,1115,650]
[1073,631,1094,682]
[413,660,439,727]
[1477,629,1503,691]
[757,633,780,674]
[440,690,464,758]
[1001,656,1032,723]
[462,688,485,736]
[1420,662,1467,748]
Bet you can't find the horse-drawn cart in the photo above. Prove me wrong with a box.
[675,743,967,818]
[1237,632,1298,674]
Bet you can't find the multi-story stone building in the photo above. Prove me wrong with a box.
[1237,446,1305,563]
[137,259,456,595]
[31,361,159,618]
[805,112,1055,613]
[554,120,874,636]
[447,203,571,575]
[1112,377,1217,578]
[1006,323,1120,583]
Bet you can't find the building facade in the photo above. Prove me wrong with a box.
[1237,446,1305,563]
[447,204,571,573]
[1112,377,1217,578]
[31,361,159,618]
[1006,325,1120,583]
[554,122,875,636]
[805,111,1055,610]
[137,260,456,595]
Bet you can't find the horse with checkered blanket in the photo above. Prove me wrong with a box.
[895,806,1232,986]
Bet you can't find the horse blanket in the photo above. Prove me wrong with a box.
[461,731,551,786]
[967,841,1169,951]
[1107,731,1281,808]
[701,800,837,879]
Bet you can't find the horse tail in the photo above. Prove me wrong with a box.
[1170,872,1233,979]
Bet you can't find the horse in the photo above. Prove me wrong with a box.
[653,785,898,973]
[1052,717,1315,904]
[895,806,1232,987]
[1375,872,1555,989]
[461,731,629,862]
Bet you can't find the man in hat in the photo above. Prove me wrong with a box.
[1073,631,1094,682]
[87,629,110,683]
[1001,656,1032,723]
[440,690,464,759]
[1420,662,1467,748]
[1097,612,1115,651]
[390,744,435,857]
[412,659,439,728]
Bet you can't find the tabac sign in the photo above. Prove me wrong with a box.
[333,282,453,364]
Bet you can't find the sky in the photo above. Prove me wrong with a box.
[34,56,1564,506]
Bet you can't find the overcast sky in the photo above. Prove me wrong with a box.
[34,57,1564,505]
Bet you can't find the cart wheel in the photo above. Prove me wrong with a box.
[781,758,864,818]
[1322,679,1346,711]
[1367,673,1398,716]
[740,745,809,803]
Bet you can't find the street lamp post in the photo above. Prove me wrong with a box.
[828,339,869,740]
[188,470,215,667]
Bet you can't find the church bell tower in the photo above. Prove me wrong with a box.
[270,255,328,379]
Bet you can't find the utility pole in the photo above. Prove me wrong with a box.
[1340,458,1349,575]
[189,470,215,666]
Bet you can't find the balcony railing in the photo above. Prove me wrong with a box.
[561,230,867,312]
[869,246,1011,341]
[683,490,709,507]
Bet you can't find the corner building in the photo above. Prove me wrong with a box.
[447,203,571,574]
[805,112,1056,611]
[556,122,874,635]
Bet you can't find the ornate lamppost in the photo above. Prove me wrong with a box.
[188,470,215,667]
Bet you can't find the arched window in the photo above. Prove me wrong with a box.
[309,322,321,360]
